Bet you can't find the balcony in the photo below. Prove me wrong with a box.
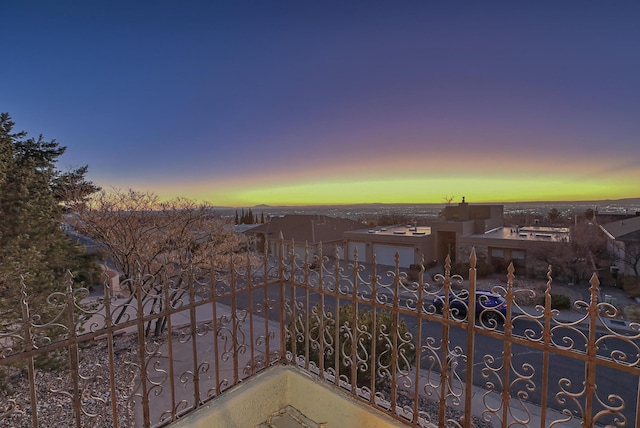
[1,241,639,427]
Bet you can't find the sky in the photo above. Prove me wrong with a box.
[2,1,639,207]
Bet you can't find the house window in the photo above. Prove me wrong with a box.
[490,248,504,258]
[511,250,525,260]
[510,250,526,269]
[489,248,506,273]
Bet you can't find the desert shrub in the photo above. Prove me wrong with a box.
[34,351,68,372]
[491,259,509,274]
[287,304,416,388]
[451,261,493,278]
[513,281,547,306]
[621,276,640,299]
[407,263,423,280]
[424,259,438,269]
[551,294,571,310]
[623,305,640,323]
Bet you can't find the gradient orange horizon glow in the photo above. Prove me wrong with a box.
[113,150,639,206]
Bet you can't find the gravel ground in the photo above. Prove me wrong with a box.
[391,389,494,428]
[0,334,139,428]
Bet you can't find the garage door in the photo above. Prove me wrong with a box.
[373,245,414,268]
[347,242,366,262]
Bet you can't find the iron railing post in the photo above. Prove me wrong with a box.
[64,271,82,428]
[103,271,119,428]
[263,242,272,367]
[411,257,424,424]
[209,253,221,397]
[134,269,151,427]
[390,252,400,414]
[500,263,515,426]
[229,255,239,385]
[370,252,379,406]
[583,273,600,427]
[350,252,359,394]
[317,243,326,376]
[188,263,202,405]
[540,266,553,428]
[162,268,177,422]
[20,277,38,427]
[464,249,477,428]
[439,254,452,425]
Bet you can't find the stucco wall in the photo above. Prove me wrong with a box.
[169,366,424,428]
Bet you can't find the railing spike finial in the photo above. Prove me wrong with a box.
[507,261,515,280]
[65,269,74,295]
[20,274,30,318]
[418,254,425,294]
[470,247,477,268]
[589,272,600,306]
[444,254,451,276]
[545,265,553,300]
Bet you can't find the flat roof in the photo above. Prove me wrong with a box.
[470,226,570,242]
[348,225,432,237]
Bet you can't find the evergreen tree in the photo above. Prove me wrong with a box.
[0,113,100,321]
[239,207,257,224]
[547,208,563,223]
[261,212,265,224]
[235,210,239,225]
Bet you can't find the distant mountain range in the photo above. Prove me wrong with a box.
[213,198,640,219]
[225,197,640,210]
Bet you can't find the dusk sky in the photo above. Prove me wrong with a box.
[2,1,639,207]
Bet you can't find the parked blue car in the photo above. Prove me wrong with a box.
[433,290,507,322]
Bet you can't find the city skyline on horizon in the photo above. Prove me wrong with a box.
[3,1,639,206]
[214,198,640,223]
[220,196,640,207]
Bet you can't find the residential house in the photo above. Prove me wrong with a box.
[344,198,571,274]
[456,225,570,276]
[600,215,640,277]
[245,214,366,260]
[344,225,433,268]
[344,198,506,268]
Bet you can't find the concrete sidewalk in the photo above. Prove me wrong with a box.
[514,303,637,335]
[411,369,585,428]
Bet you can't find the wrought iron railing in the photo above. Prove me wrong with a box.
[1,241,639,427]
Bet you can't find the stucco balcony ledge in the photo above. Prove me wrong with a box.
[169,365,429,428]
